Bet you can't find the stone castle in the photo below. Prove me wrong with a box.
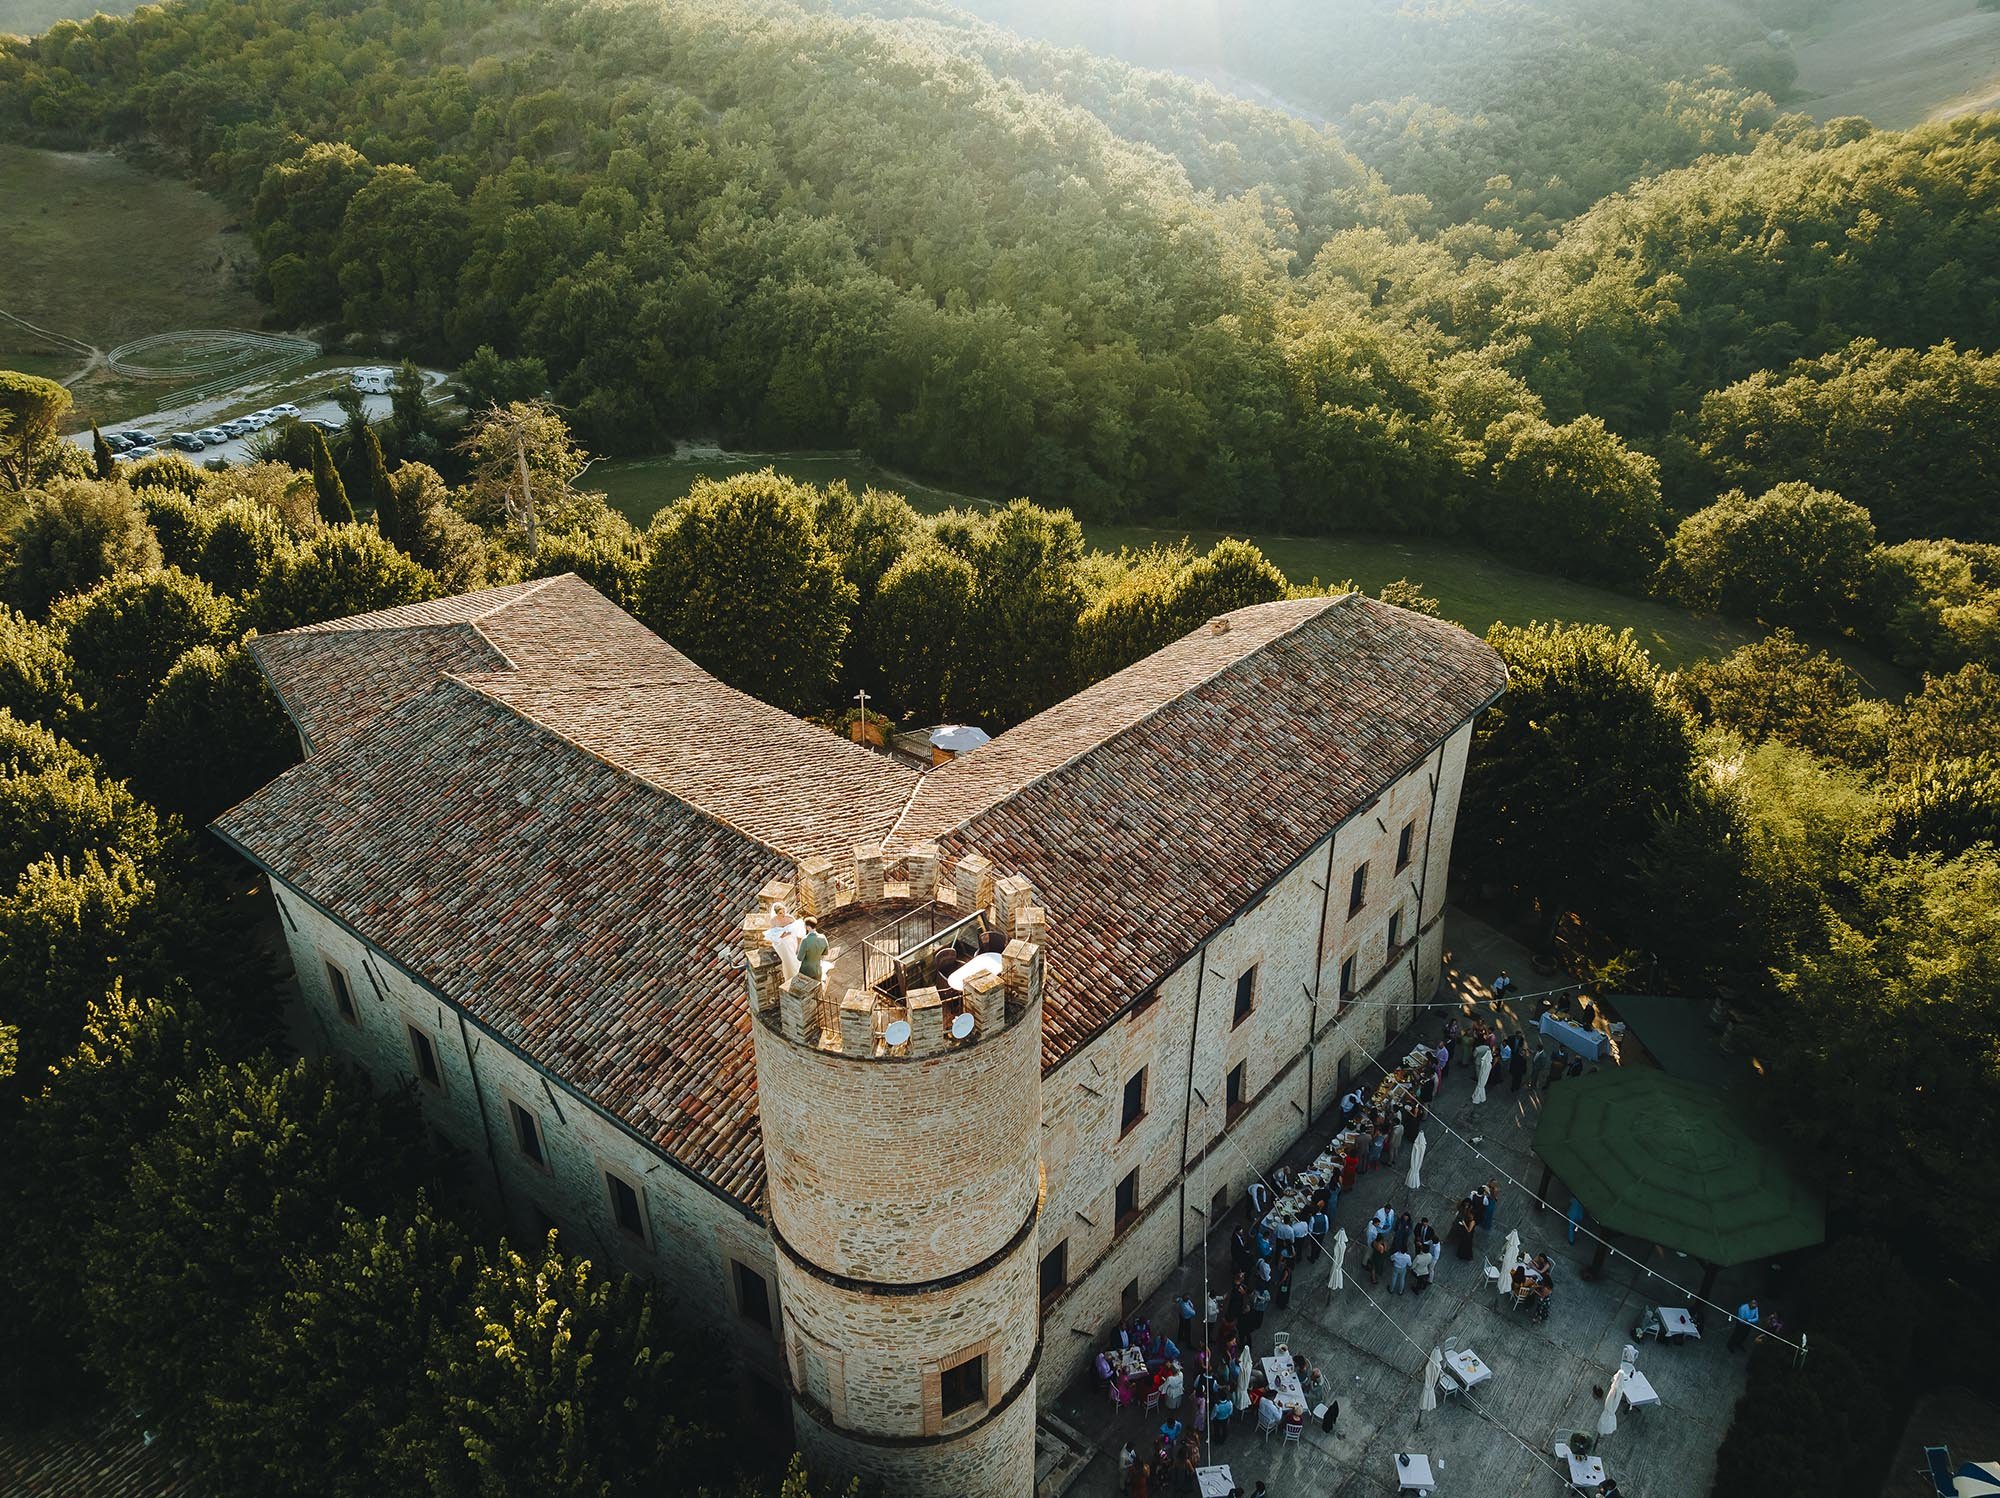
[215,574,1505,1494]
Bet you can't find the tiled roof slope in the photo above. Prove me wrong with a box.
[909,594,1508,1065]
[215,676,789,1200]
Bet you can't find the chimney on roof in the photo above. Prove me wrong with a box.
[1210,615,1232,635]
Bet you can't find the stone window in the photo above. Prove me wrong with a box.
[1211,1184,1229,1221]
[1348,862,1369,917]
[1039,1240,1068,1304]
[1225,1061,1247,1123]
[407,1024,443,1090]
[1121,1278,1141,1318]
[325,958,358,1025]
[1339,954,1358,1005]
[1115,1167,1140,1233]
[1121,1067,1148,1134]
[1232,965,1257,1025]
[1396,819,1417,871]
[732,1260,773,1332]
[603,1168,648,1245]
[939,1349,988,1420]
[1387,908,1404,955]
[507,1097,547,1170]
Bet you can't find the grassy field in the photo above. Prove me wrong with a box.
[591,449,1910,691]
[1791,0,2000,127]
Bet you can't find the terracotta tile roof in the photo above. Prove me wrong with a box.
[215,675,787,1201]
[219,579,1503,1212]
[903,594,1509,1065]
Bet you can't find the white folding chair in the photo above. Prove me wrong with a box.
[1284,1420,1303,1444]
[1272,1331,1291,1355]
[1143,1388,1161,1416]
[1443,1335,1459,1357]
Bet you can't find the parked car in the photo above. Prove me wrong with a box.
[196,426,230,444]
[112,430,150,446]
[100,432,133,453]
[245,410,276,428]
[171,433,205,452]
[123,445,158,461]
[271,403,301,417]
[221,418,255,437]
[306,417,343,434]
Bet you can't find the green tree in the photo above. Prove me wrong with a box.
[252,142,375,324]
[1,478,163,618]
[1865,538,2000,676]
[452,345,550,413]
[455,401,601,554]
[356,425,399,543]
[1478,412,1666,583]
[133,641,298,822]
[1889,664,2000,774]
[388,361,435,455]
[196,498,294,597]
[254,524,441,633]
[334,165,468,343]
[1659,483,1878,629]
[89,424,114,480]
[1378,577,1441,616]
[857,543,976,723]
[0,752,165,889]
[210,1205,477,1496]
[309,427,355,526]
[80,1057,426,1440]
[1459,622,1698,935]
[639,471,855,714]
[391,463,488,593]
[0,370,72,491]
[1671,631,1870,761]
[50,567,237,750]
[0,604,80,729]
[140,489,217,572]
[525,526,644,613]
[121,450,210,498]
[424,1237,718,1497]
[958,500,1087,724]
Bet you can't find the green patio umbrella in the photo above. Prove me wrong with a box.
[1534,1069,1824,1267]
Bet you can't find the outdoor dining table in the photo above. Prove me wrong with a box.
[1558,1446,1606,1486]
[1112,1347,1147,1378]
[1195,1465,1235,1498]
[946,951,1004,990]
[1443,1347,1492,1389]
[1658,1306,1700,1340]
[1394,1452,1437,1490]
[1261,1352,1309,1413]
[1621,1367,1661,1408]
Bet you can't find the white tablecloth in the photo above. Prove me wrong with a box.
[1195,1466,1235,1497]
[1444,1347,1492,1388]
[1262,1353,1308,1413]
[1561,1449,1607,1485]
[1622,1367,1660,1408]
[1395,1453,1436,1489]
[946,951,1004,990]
[1659,1306,1700,1339]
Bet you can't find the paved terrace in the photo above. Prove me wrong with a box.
[1051,912,1764,1498]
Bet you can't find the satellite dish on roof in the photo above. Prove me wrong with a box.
[950,1012,976,1041]
[884,1019,912,1047]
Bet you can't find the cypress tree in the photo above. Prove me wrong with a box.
[308,429,354,526]
[90,424,115,480]
[361,426,401,546]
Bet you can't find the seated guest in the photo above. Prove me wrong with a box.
[1255,1394,1283,1435]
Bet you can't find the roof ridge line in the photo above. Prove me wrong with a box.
[441,669,796,863]
[907,593,1346,843]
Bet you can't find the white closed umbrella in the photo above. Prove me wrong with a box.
[1471,1045,1493,1104]
[1417,1346,1442,1424]
[1405,1130,1428,1189]
[1235,1346,1251,1406]
[1598,1369,1625,1438]
[1328,1227,1347,1291]
[1496,1228,1521,1300]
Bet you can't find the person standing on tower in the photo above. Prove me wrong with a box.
[796,918,827,979]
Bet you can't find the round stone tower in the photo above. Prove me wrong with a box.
[740,842,1045,1496]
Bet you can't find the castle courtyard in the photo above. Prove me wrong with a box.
[1049,914,1765,1498]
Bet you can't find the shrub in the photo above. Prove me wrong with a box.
[133,641,297,821]
[50,567,238,751]
[253,524,439,633]
[1,479,163,618]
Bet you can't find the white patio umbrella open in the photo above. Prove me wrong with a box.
[1471,1045,1493,1104]
[1417,1346,1442,1425]
[1598,1369,1625,1438]
[1328,1227,1348,1291]
[1496,1228,1521,1301]
[1405,1130,1428,1190]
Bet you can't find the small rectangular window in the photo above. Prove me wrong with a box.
[734,1261,773,1331]
[508,1099,545,1167]
[326,961,357,1024]
[606,1171,646,1241]
[1340,954,1358,1000]
[1233,965,1257,1025]
[1115,1168,1139,1231]
[1121,1067,1147,1134]
[1211,1184,1229,1220]
[1387,909,1404,954]
[1349,862,1369,917]
[1039,1241,1067,1303]
[940,1352,986,1418]
[1225,1061,1247,1122]
[1121,1278,1141,1318]
[1397,820,1416,871]
[408,1025,443,1089]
